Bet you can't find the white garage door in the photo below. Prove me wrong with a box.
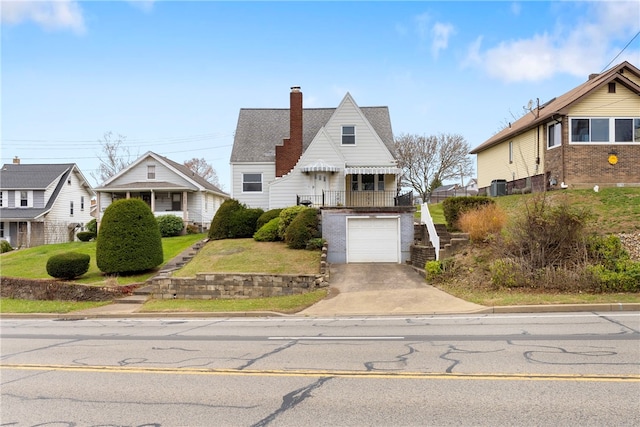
[347,217,399,263]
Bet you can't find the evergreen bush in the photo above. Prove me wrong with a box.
[46,252,90,279]
[254,217,281,242]
[209,199,243,239]
[228,207,264,238]
[157,214,184,237]
[284,208,320,249]
[76,231,95,242]
[257,208,283,230]
[96,198,163,275]
[1,240,13,253]
[278,205,307,239]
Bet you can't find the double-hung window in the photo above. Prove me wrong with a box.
[342,126,355,145]
[147,165,156,179]
[571,117,640,143]
[547,122,562,149]
[242,173,262,192]
[20,191,28,207]
[70,201,74,215]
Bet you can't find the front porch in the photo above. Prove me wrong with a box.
[297,190,413,207]
[97,190,190,224]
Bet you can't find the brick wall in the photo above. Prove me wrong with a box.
[562,145,640,187]
[275,88,303,177]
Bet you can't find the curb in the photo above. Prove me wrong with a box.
[2,303,639,319]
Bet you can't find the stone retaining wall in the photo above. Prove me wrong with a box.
[150,272,328,300]
[0,277,135,301]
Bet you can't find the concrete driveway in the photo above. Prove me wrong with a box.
[300,263,485,316]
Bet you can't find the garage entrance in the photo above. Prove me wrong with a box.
[346,216,400,263]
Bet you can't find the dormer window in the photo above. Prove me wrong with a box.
[342,126,355,145]
[147,165,156,179]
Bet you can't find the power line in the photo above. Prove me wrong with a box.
[601,29,640,72]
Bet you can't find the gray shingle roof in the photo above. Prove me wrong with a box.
[0,163,75,189]
[231,106,395,163]
[0,208,50,220]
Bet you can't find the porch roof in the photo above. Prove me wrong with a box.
[344,166,401,175]
[0,207,50,221]
[94,181,193,192]
[300,160,340,173]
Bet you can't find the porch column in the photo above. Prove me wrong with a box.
[96,193,101,223]
[27,221,31,248]
[126,191,131,199]
[182,191,188,223]
[150,190,155,213]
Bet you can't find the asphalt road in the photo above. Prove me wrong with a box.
[1,312,639,426]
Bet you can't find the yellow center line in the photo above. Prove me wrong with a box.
[2,364,639,382]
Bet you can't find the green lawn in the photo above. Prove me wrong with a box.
[141,289,328,314]
[0,298,110,314]
[0,234,206,285]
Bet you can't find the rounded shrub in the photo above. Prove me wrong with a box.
[46,252,90,280]
[209,199,243,240]
[254,217,281,242]
[257,208,283,230]
[285,208,320,249]
[76,231,96,242]
[96,198,163,275]
[186,224,200,234]
[278,205,308,239]
[1,240,13,253]
[157,214,184,237]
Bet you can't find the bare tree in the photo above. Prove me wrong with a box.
[92,132,133,185]
[183,157,221,188]
[394,133,473,202]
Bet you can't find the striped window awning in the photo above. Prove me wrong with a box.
[344,166,401,175]
[300,160,340,173]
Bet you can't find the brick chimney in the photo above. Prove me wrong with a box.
[275,86,303,177]
[13,156,20,164]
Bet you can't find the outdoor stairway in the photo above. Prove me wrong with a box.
[114,238,209,306]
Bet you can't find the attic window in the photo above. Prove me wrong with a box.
[608,83,616,93]
[342,126,355,145]
[147,165,156,179]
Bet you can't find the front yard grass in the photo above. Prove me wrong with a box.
[173,238,321,276]
[0,234,206,285]
[0,298,110,313]
[141,289,328,314]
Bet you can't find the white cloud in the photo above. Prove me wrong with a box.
[431,22,455,59]
[127,0,155,14]
[510,2,522,16]
[1,0,86,34]
[464,1,640,82]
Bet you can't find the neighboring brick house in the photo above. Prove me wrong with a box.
[230,87,414,263]
[470,61,640,194]
[0,159,95,248]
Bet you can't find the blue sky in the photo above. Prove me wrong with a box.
[2,0,639,190]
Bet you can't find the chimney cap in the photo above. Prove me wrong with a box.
[291,86,301,92]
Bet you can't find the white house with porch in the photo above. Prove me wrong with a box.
[230,87,414,263]
[94,152,228,232]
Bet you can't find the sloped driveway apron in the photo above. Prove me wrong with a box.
[300,263,485,316]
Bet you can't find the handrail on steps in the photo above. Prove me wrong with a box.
[420,203,440,261]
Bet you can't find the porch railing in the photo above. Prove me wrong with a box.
[297,190,413,207]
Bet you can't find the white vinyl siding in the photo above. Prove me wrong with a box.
[231,163,273,210]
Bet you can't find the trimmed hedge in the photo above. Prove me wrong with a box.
[46,252,90,279]
[254,217,281,242]
[76,231,95,242]
[86,218,97,235]
[278,205,307,239]
[157,214,184,237]
[442,196,494,230]
[285,208,320,249]
[208,199,263,239]
[96,198,163,275]
[257,208,283,230]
